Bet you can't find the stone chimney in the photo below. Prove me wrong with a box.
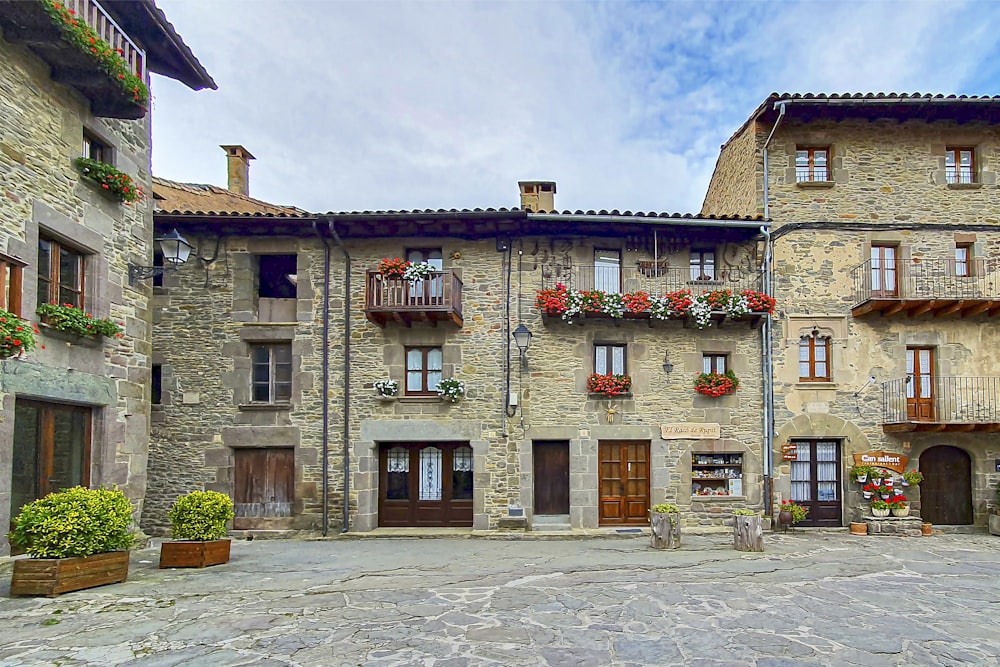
[518,181,556,212]
[221,145,255,196]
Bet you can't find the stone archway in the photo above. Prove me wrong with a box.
[920,445,972,525]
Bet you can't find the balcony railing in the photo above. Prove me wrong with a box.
[541,265,763,296]
[0,0,146,118]
[851,258,1000,318]
[364,271,463,328]
[881,376,1000,432]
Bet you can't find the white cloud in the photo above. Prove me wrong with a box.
[151,0,1000,215]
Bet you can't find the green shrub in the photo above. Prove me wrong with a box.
[168,491,234,541]
[650,503,679,514]
[733,509,757,516]
[11,487,134,558]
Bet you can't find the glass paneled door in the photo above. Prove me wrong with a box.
[594,249,621,294]
[789,439,841,527]
[870,245,898,297]
[11,400,92,518]
[407,248,444,304]
[906,347,935,421]
[378,443,473,527]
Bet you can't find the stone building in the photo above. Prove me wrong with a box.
[0,0,213,554]
[145,150,774,535]
[703,92,1000,528]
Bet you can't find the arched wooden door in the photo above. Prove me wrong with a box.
[919,445,972,525]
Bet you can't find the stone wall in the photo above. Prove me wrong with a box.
[0,36,154,553]
[701,121,761,218]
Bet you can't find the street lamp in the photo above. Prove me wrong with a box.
[512,323,533,368]
[128,229,194,286]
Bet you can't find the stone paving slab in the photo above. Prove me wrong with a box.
[0,532,998,665]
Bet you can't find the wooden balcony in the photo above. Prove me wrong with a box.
[0,0,147,119]
[881,377,1000,433]
[539,265,770,328]
[851,258,1000,318]
[365,271,463,328]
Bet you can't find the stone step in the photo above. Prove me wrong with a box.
[532,514,570,524]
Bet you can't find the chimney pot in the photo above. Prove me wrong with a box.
[518,180,556,212]
[221,145,255,196]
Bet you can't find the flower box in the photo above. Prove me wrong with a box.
[38,322,103,348]
[10,551,129,597]
[159,539,231,568]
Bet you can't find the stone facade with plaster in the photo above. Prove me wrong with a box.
[704,95,1000,527]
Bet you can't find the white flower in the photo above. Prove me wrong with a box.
[373,379,398,397]
[436,378,465,401]
[402,262,433,281]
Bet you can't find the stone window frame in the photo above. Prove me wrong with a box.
[249,342,293,405]
[594,342,627,376]
[798,335,832,382]
[404,345,444,396]
[784,141,840,188]
[82,127,113,165]
[794,145,831,183]
[236,325,298,410]
[932,142,993,189]
[785,316,847,389]
[37,233,87,309]
[0,253,25,316]
[702,352,728,375]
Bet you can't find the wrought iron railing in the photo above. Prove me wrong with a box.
[540,265,764,297]
[851,258,1000,306]
[881,376,1000,424]
[66,0,146,79]
[365,271,463,319]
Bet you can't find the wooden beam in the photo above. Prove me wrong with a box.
[935,301,966,317]
[882,301,909,317]
[951,424,977,432]
[851,302,877,317]
[962,301,991,317]
[882,424,914,433]
[908,300,939,317]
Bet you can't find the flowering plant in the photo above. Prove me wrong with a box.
[436,378,465,402]
[586,373,632,396]
[74,158,143,203]
[622,291,652,313]
[650,503,679,514]
[780,499,808,524]
[871,498,890,510]
[902,470,924,485]
[40,0,149,108]
[535,284,569,315]
[650,290,693,320]
[862,483,877,495]
[743,290,776,314]
[888,494,908,509]
[36,303,123,338]
[378,257,410,279]
[694,370,739,397]
[850,464,874,483]
[402,261,433,281]
[0,309,39,359]
[373,379,399,397]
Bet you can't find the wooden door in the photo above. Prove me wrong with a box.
[599,441,649,525]
[871,245,898,297]
[234,448,294,529]
[378,443,473,527]
[906,347,935,421]
[533,441,569,515]
[789,440,842,527]
[920,446,972,525]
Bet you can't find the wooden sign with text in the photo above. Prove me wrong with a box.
[660,423,721,440]
[853,451,908,473]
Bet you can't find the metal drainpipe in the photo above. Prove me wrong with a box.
[312,220,333,536]
[761,101,785,517]
[327,221,352,534]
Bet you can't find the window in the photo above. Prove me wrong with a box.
[796,147,830,182]
[0,256,24,316]
[690,249,715,281]
[955,243,973,277]
[250,343,292,403]
[594,249,621,293]
[945,147,975,184]
[702,354,728,375]
[406,346,443,395]
[870,244,897,298]
[257,255,297,299]
[151,365,162,405]
[38,235,85,308]
[799,336,831,382]
[595,344,626,375]
[82,131,108,163]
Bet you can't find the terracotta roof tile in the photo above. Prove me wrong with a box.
[153,177,309,217]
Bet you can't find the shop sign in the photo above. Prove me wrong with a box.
[660,423,721,440]
[853,451,908,473]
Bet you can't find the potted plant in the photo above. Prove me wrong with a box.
[871,498,891,518]
[778,499,808,527]
[159,490,235,568]
[878,484,892,500]
[586,373,632,397]
[36,302,123,342]
[694,370,739,397]
[0,308,40,359]
[403,261,434,282]
[436,378,465,403]
[649,503,680,549]
[374,379,399,400]
[9,486,134,596]
[861,483,876,499]
[73,158,143,203]
[870,469,884,486]
[902,470,923,486]
[850,464,874,484]
[888,494,909,517]
[732,509,763,552]
[377,257,410,279]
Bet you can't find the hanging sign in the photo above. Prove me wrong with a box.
[780,442,798,461]
[853,451,908,474]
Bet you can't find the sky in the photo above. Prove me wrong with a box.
[149,0,1000,215]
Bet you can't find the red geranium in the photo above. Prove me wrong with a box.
[586,373,632,396]
[622,291,651,313]
[378,257,411,279]
[535,283,569,315]
[694,371,739,397]
[743,290,776,314]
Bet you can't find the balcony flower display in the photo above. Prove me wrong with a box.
[377,257,410,279]
[402,261,433,282]
[373,379,399,398]
[888,494,910,517]
[41,0,149,108]
[436,378,465,402]
[36,303,123,338]
[694,370,739,397]
[650,290,693,320]
[0,309,40,359]
[586,373,632,397]
[535,283,569,315]
[74,158,143,203]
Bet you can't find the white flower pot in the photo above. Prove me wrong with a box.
[862,491,872,499]
[856,473,868,484]
[872,508,890,518]
[891,506,910,517]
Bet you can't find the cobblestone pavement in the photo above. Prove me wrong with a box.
[1,531,999,666]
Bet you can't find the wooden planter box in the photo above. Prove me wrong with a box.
[10,551,129,597]
[159,539,231,568]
